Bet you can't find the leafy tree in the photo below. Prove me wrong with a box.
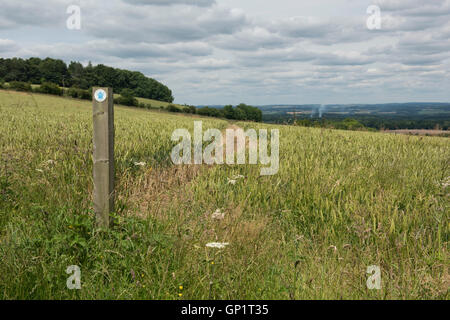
[223,105,235,119]
[37,82,63,96]
[187,105,197,114]
[0,57,175,102]
[38,58,69,85]
[116,89,138,106]
[8,81,32,92]
[167,104,181,112]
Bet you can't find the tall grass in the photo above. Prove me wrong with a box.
[0,90,448,299]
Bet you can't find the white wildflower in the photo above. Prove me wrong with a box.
[206,242,229,249]
[228,175,244,185]
[134,162,146,167]
[211,209,225,220]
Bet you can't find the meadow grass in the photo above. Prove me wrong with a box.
[0,90,448,299]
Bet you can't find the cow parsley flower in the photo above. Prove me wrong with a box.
[211,209,225,220]
[206,242,229,249]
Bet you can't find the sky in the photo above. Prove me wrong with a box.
[0,0,449,105]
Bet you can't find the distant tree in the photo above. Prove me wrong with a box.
[67,87,91,100]
[235,103,262,122]
[37,82,63,96]
[167,104,181,112]
[38,58,69,85]
[8,81,32,92]
[68,61,84,87]
[233,107,246,120]
[116,89,138,106]
[188,105,197,114]
[2,58,28,82]
[0,57,175,103]
[223,105,235,119]
[26,57,42,83]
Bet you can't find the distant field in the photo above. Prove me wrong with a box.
[0,90,448,299]
[386,129,450,137]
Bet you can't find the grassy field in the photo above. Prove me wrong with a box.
[0,90,448,299]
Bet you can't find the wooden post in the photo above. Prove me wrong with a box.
[92,87,114,228]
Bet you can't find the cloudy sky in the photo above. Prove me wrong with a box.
[0,0,449,105]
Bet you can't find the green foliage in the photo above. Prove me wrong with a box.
[187,105,197,114]
[197,106,222,118]
[295,118,369,131]
[36,82,63,96]
[8,81,32,92]
[38,58,69,85]
[0,57,174,102]
[235,103,263,122]
[197,104,262,122]
[115,89,138,107]
[138,102,153,110]
[167,104,181,113]
[67,87,92,100]
[223,105,235,119]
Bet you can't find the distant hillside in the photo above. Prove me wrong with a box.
[202,102,450,130]
[0,57,174,102]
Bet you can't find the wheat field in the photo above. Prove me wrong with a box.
[0,90,448,299]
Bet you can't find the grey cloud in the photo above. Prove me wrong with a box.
[374,0,450,16]
[0,0,449,104]
[94,40,213,59]
[267,16,371,45]
[237,47,373,67]
[85,3,248,43]
[122,0,215,7]
[314,52,374,66]
[0,39,20,53]
[212,27,289,51]
[0,0,71,29]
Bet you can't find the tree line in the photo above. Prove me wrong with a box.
[0,57,174,102]
[0,79,263,122]
[167,103,262,122]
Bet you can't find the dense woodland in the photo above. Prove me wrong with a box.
[0,57,174,102]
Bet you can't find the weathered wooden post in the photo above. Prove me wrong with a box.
[92,87,114,228]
